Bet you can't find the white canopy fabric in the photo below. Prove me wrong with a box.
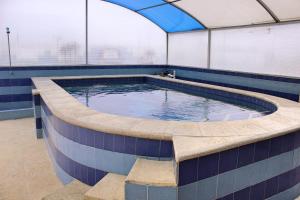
[103,0,300,32]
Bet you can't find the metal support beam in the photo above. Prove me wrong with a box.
[85,0,89,65]
[257,0,280,23]
[166,33,169,65]
[207,29,211,69]
[6,27,12,68]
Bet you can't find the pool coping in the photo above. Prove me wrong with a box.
[32,75,300,163]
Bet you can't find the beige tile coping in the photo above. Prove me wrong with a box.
[84,173,126,200]
[126,158,176,187]
[32,75,300,163]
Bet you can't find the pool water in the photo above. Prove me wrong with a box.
[64,83,269,122]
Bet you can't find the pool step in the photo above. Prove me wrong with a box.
[125,158,177,200]
[84,173,126,200]
[41,180,91,200]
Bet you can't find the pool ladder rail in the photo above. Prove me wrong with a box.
[167,70,176,79]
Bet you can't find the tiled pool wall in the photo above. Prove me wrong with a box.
[178,130,300,200]
[167,65,300,102]
[39,97,173,186]
[146,77,277,114]
[1,65,299,120]
[0,65,164,120]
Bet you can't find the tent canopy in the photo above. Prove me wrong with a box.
[104,0,300,32]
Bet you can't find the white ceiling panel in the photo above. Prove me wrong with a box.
[172,0,275,28]
[262,0,300,21]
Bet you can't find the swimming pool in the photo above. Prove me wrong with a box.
[32,75,300,200]
[64,83,270,122]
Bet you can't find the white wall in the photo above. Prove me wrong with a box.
[168,23,300,78]
[168,31,208,67]
[211,23,300,77]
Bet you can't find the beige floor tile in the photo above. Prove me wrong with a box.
[0,118,62,200]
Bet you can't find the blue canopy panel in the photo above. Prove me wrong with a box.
[103,0,205,32]
[138,4,204,32]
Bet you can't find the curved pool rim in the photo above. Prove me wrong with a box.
[32,75,300,162]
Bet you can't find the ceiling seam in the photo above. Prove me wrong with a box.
[135,0,182,12]
[256,0,280,23]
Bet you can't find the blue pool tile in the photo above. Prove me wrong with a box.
[290,168,297,187]
[86,129,96,147]
[95,169,107,183]
[179,158,198,186]
[35,118,42,129]
[95,132,104,149]
[269,136,283,157]
[136,138,160,157]
[33,94,40,105]
[159,140,173,157]
[234,187,250,200]
[198,153,219,180]
[197,176,217,200]
[73,127,80,144]
[148,186,177,200]
[250,181,266,200]
[238,144,255,168]
[74,162,81,181]
[294,132,300,148]
[78,127,88,146]
[265,176,278,198]
[65,158,72,175]
[114,135,125,153]
[217,171,235,198]
[104,133,114,151]
[124,136,136,154]
[278,171,291,193]
[178,183,197,200]
[281,133,295,153]
[125,183,147,200]
[80,164,88,184]
[254,140,270,162]
[219,148,238,174]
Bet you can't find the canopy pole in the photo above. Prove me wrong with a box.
[257,0,280,23]
[85,0,88,65]
[207,29,211,69]
[6,27,12,68]
[166,33,169,65]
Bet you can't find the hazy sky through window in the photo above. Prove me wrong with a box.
[0,0,166,65]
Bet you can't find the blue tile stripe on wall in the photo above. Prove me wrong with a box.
[216,165,300,200]
[0,93,32,103]
[41,98,173,158]
[0,78,31,87]
[0,65,164,71]
[179,132,299,186]
[175,76,299,102]
[43,121,107,186]
[146,77,277,112]
[43,130,74,184]
[178,130,300,199]
[168,66,300,84]
[41,111,136,175]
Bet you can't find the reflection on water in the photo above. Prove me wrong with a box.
[64,84,269,122]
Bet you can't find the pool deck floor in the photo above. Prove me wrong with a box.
[0,118,62,200]
[0,117,300,200]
